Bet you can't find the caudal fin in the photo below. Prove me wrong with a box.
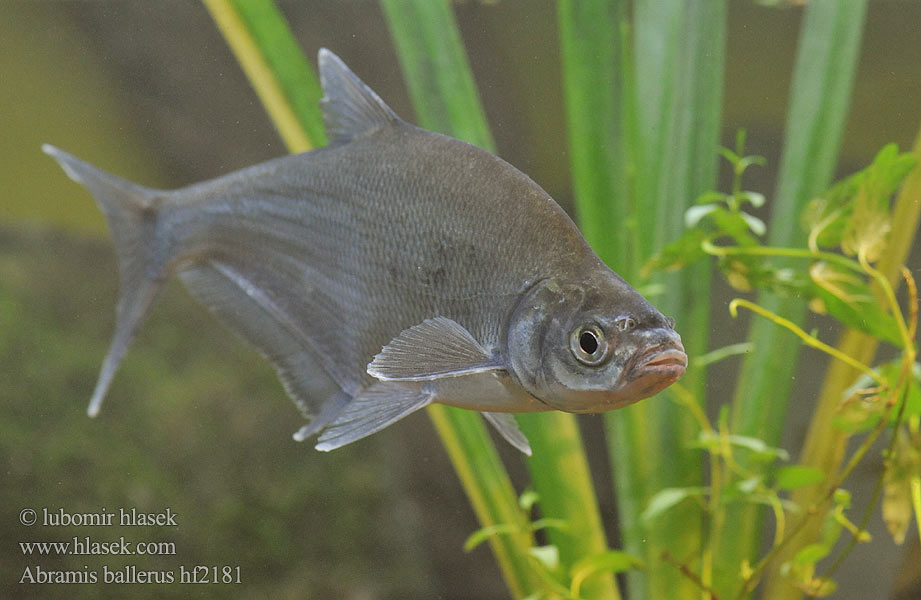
[44,144,170,417]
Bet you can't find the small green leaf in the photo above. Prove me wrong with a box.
[640,487,706,523]
[738,191,766,208]
[463,523,520,552]
[736,154,767,174]
[696,191,729,205]
[685,204,720,228]
[736,476,762,495]
[570,550,644,598]
[710,209,762,246]
[833,488,852,508]
[719,146,741,166]
[808,261,903,345]
[642,229,709,275]
[519,489,540,512]
[794,542,831,566]
[805,143,916,256]
[690,431,790,462]
[529,518,570,535]
[740,211,767,236]
[527,545,560,571]
[775,465,826,491]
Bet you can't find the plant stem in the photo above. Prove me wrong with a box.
[728,299,882,384]
[428,405,542,598]
[200,0,324,151]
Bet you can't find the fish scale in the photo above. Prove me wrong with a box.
[44,49,687,454]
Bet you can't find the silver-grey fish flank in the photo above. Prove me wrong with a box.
[45,49,687,455]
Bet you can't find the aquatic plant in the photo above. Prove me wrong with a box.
[199,1,920,598]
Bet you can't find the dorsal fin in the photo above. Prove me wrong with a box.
[318,48,399,144]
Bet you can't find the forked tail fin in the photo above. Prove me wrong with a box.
[43,144,171,417]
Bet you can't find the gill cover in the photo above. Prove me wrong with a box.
[506,279,579,408]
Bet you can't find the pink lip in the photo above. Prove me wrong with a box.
[623,345,688,389]
[637,347,688,371]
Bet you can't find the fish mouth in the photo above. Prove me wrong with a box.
[625,344,688,383]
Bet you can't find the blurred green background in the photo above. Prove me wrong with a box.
[2,1,920,598]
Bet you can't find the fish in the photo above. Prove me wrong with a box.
[44,49,687,455]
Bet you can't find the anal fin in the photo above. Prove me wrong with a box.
[292,392,350,442]
[315,383,433,451]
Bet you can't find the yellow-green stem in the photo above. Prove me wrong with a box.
[200,0,314,152]
[728,299,882,384]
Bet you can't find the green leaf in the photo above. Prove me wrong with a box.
[808,261,903,345]
[832,488,852,509]
[736,476,762,494]
[739,190,766,208]
[794,542,831,566]
[685,204,721,228]
[740,211,767,236]
[805,143,916,252]
[710,208,762,246]
[640,487,707,524]
[528,545,561,571]
[529,518,570,535]
[643,229,709,275]
[835,361,921,432]
[775,465,827,491]
[882,427,919,544]
[697,190,730,205]
[690,431,790,462]
[202,0,325,151]
[839,145,917,261]
[570,550,645,598]
[558,0,633,271]
[379,0,493,150]
[519,489,540,512]
[463,523,522,553]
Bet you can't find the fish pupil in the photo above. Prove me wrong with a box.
[579,331,599,355]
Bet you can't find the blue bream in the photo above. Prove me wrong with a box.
[44,49,687,455]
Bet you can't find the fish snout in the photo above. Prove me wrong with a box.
[633,332,687,379]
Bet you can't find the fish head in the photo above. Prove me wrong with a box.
[507,275,687,413]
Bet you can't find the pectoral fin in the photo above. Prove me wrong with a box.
[368,317,504,381]
[482,412,532,456]
[315,383,433,451]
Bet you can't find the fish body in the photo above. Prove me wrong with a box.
[45,49,686,454]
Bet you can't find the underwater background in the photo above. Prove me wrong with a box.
[2,1,920,598]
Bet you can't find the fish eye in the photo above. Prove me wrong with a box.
[570,324,610,366]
